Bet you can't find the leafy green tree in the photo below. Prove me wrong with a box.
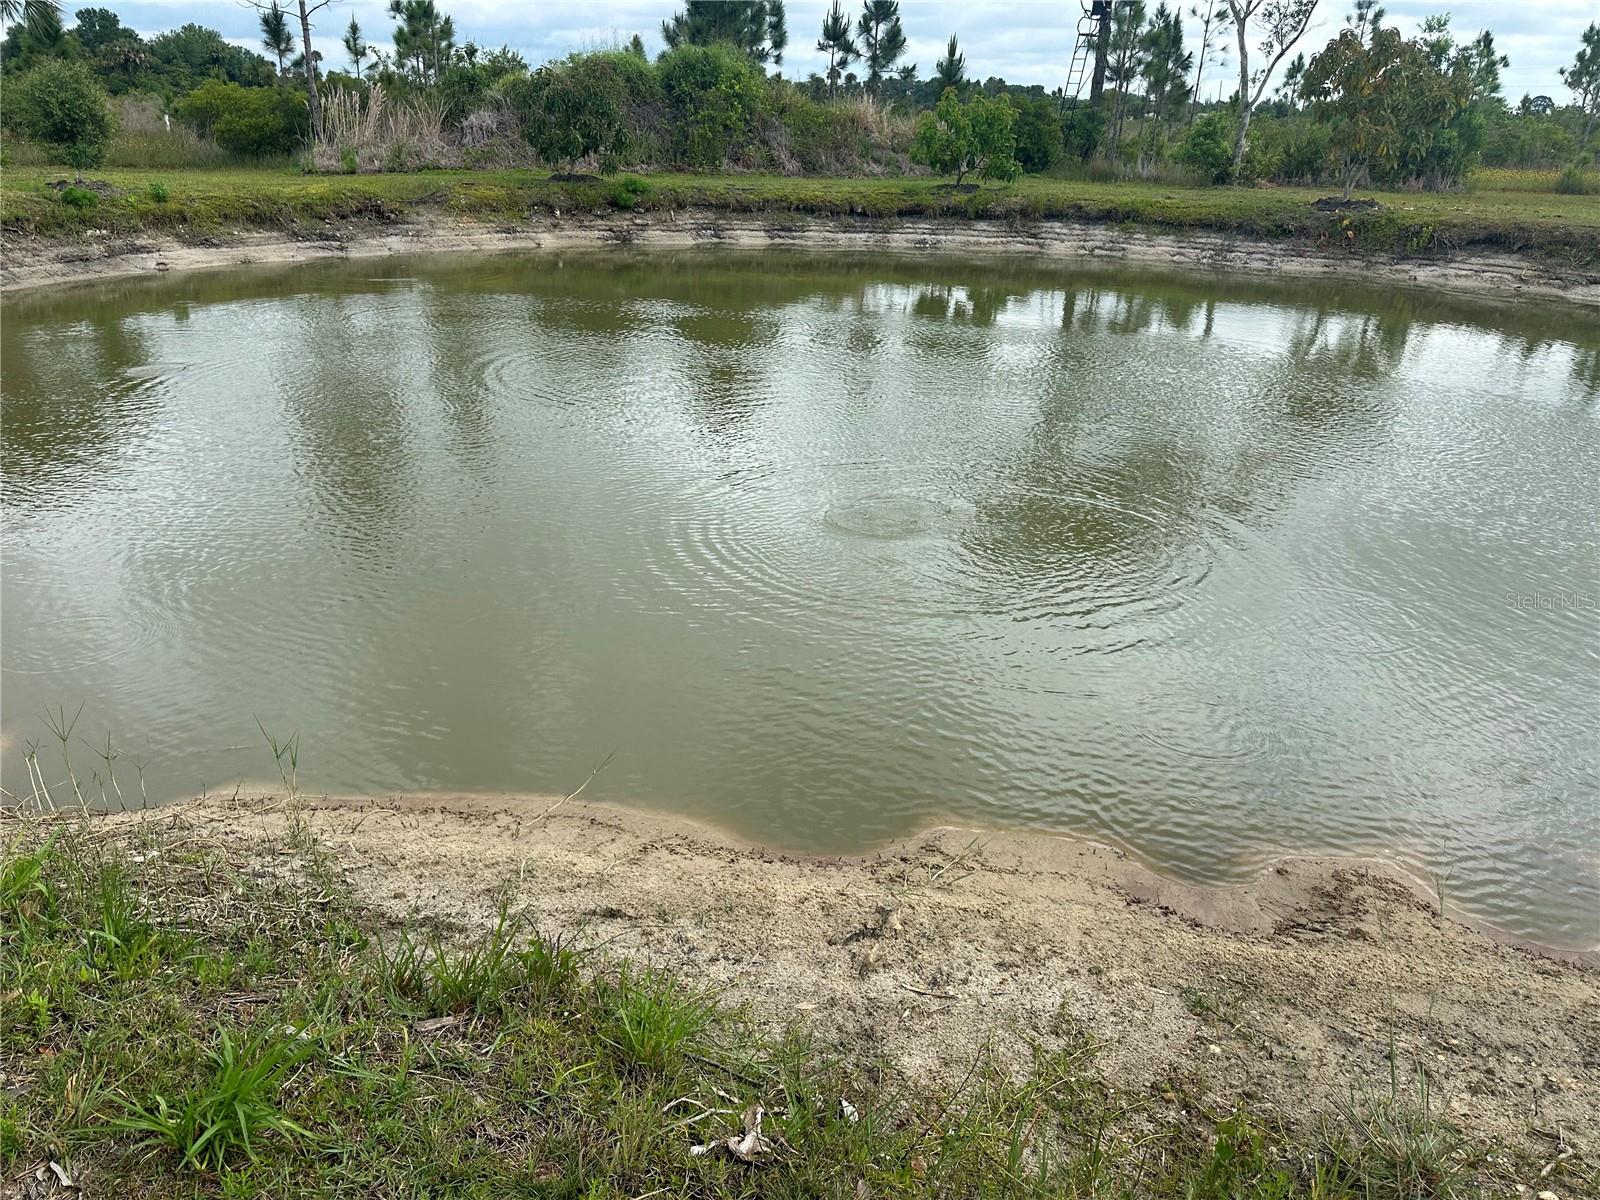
[388,0,454,86]
[509,55,632,174]
[174,77,309,156]
[933,33,965,97]
[69,6,126,55]
[1561,23,1600,146]
[146,23,275,95]
[1177,109,1234,180]
[1299,1,1468,197]
[259,1,293,76]
[661,1,785,65]
[910,87,1021,185]
[816,1,856,98]
[4,57,113,176]
[658,42,765,166]
[855,0,906,95]
[1010,94,1063,172]
[1061,104,1107,160]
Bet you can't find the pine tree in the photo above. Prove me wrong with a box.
[662,1,785,64]
[260,1,294,77]
[1105,0,1147,143]
[1186,0,1232,124]
[817,1,858,98]
[933,33,966,97]
[767,0,788,71]
[1139,3,1193,130]
[856,0,907,95]
[342,17,368,77]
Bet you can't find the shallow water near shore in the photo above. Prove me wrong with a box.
[3,250,1597,947]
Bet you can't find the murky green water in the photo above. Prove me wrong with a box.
[3,252,1597,947]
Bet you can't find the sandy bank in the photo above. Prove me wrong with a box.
[127,791,1598,1155]
[5,209,1599,305]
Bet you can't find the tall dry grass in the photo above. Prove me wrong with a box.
[314,83,526,172]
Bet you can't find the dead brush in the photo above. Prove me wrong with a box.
[313,84,457,173]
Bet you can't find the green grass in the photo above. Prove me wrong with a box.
[3,163,1598,264]
[1,818,1586,1199]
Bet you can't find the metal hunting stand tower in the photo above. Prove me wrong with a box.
[1064,0,1121,105]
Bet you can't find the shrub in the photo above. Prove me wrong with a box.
[147,181,170,203]
[1555,161,1597,195]
[657,44,766,170]
[1276,119,1332,184]
[1177,112,1235,184]
[173,80,309,158]
[58,186,99,210]
[3,60,116,175]
[910,88,1021,185]
[507,54,636,174]
[608,174,652,208]
[1061,105,1107,162]
[1011,95,1063,174]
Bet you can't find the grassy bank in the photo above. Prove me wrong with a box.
[0,813,1582,1200]
[4,166,1599,266]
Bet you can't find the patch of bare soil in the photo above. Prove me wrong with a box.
[1313,196,1384,212]
[133,792,1598,1157]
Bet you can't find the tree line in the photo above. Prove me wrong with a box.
[0,0,1595,192]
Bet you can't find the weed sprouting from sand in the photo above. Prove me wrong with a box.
[253,715,300,796]
[39,703,87,810]
[1323,1050,1469,1199]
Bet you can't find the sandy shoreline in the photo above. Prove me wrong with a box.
[112,790,1598,1155]
[5,208,1600,305]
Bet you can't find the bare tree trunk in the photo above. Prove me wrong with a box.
[1230,10,1250,174]
[297,0,321,137]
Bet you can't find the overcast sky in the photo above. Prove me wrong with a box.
[57,1,1600,103]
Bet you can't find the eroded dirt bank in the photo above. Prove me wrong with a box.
[6,209,1599,305]
[130,792,1598,1157]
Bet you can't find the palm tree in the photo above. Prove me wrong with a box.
[260,1,294,77]
[0,0,60,39]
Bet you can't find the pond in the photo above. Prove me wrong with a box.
[2,251,1596,949]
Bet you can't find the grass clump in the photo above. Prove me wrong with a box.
[600,963,715,1074]
[374,903,582,1017]
[57,185,98,211]
[607,172,652,209]
[1555,162,1597,196]
[106,1029,313,1172]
